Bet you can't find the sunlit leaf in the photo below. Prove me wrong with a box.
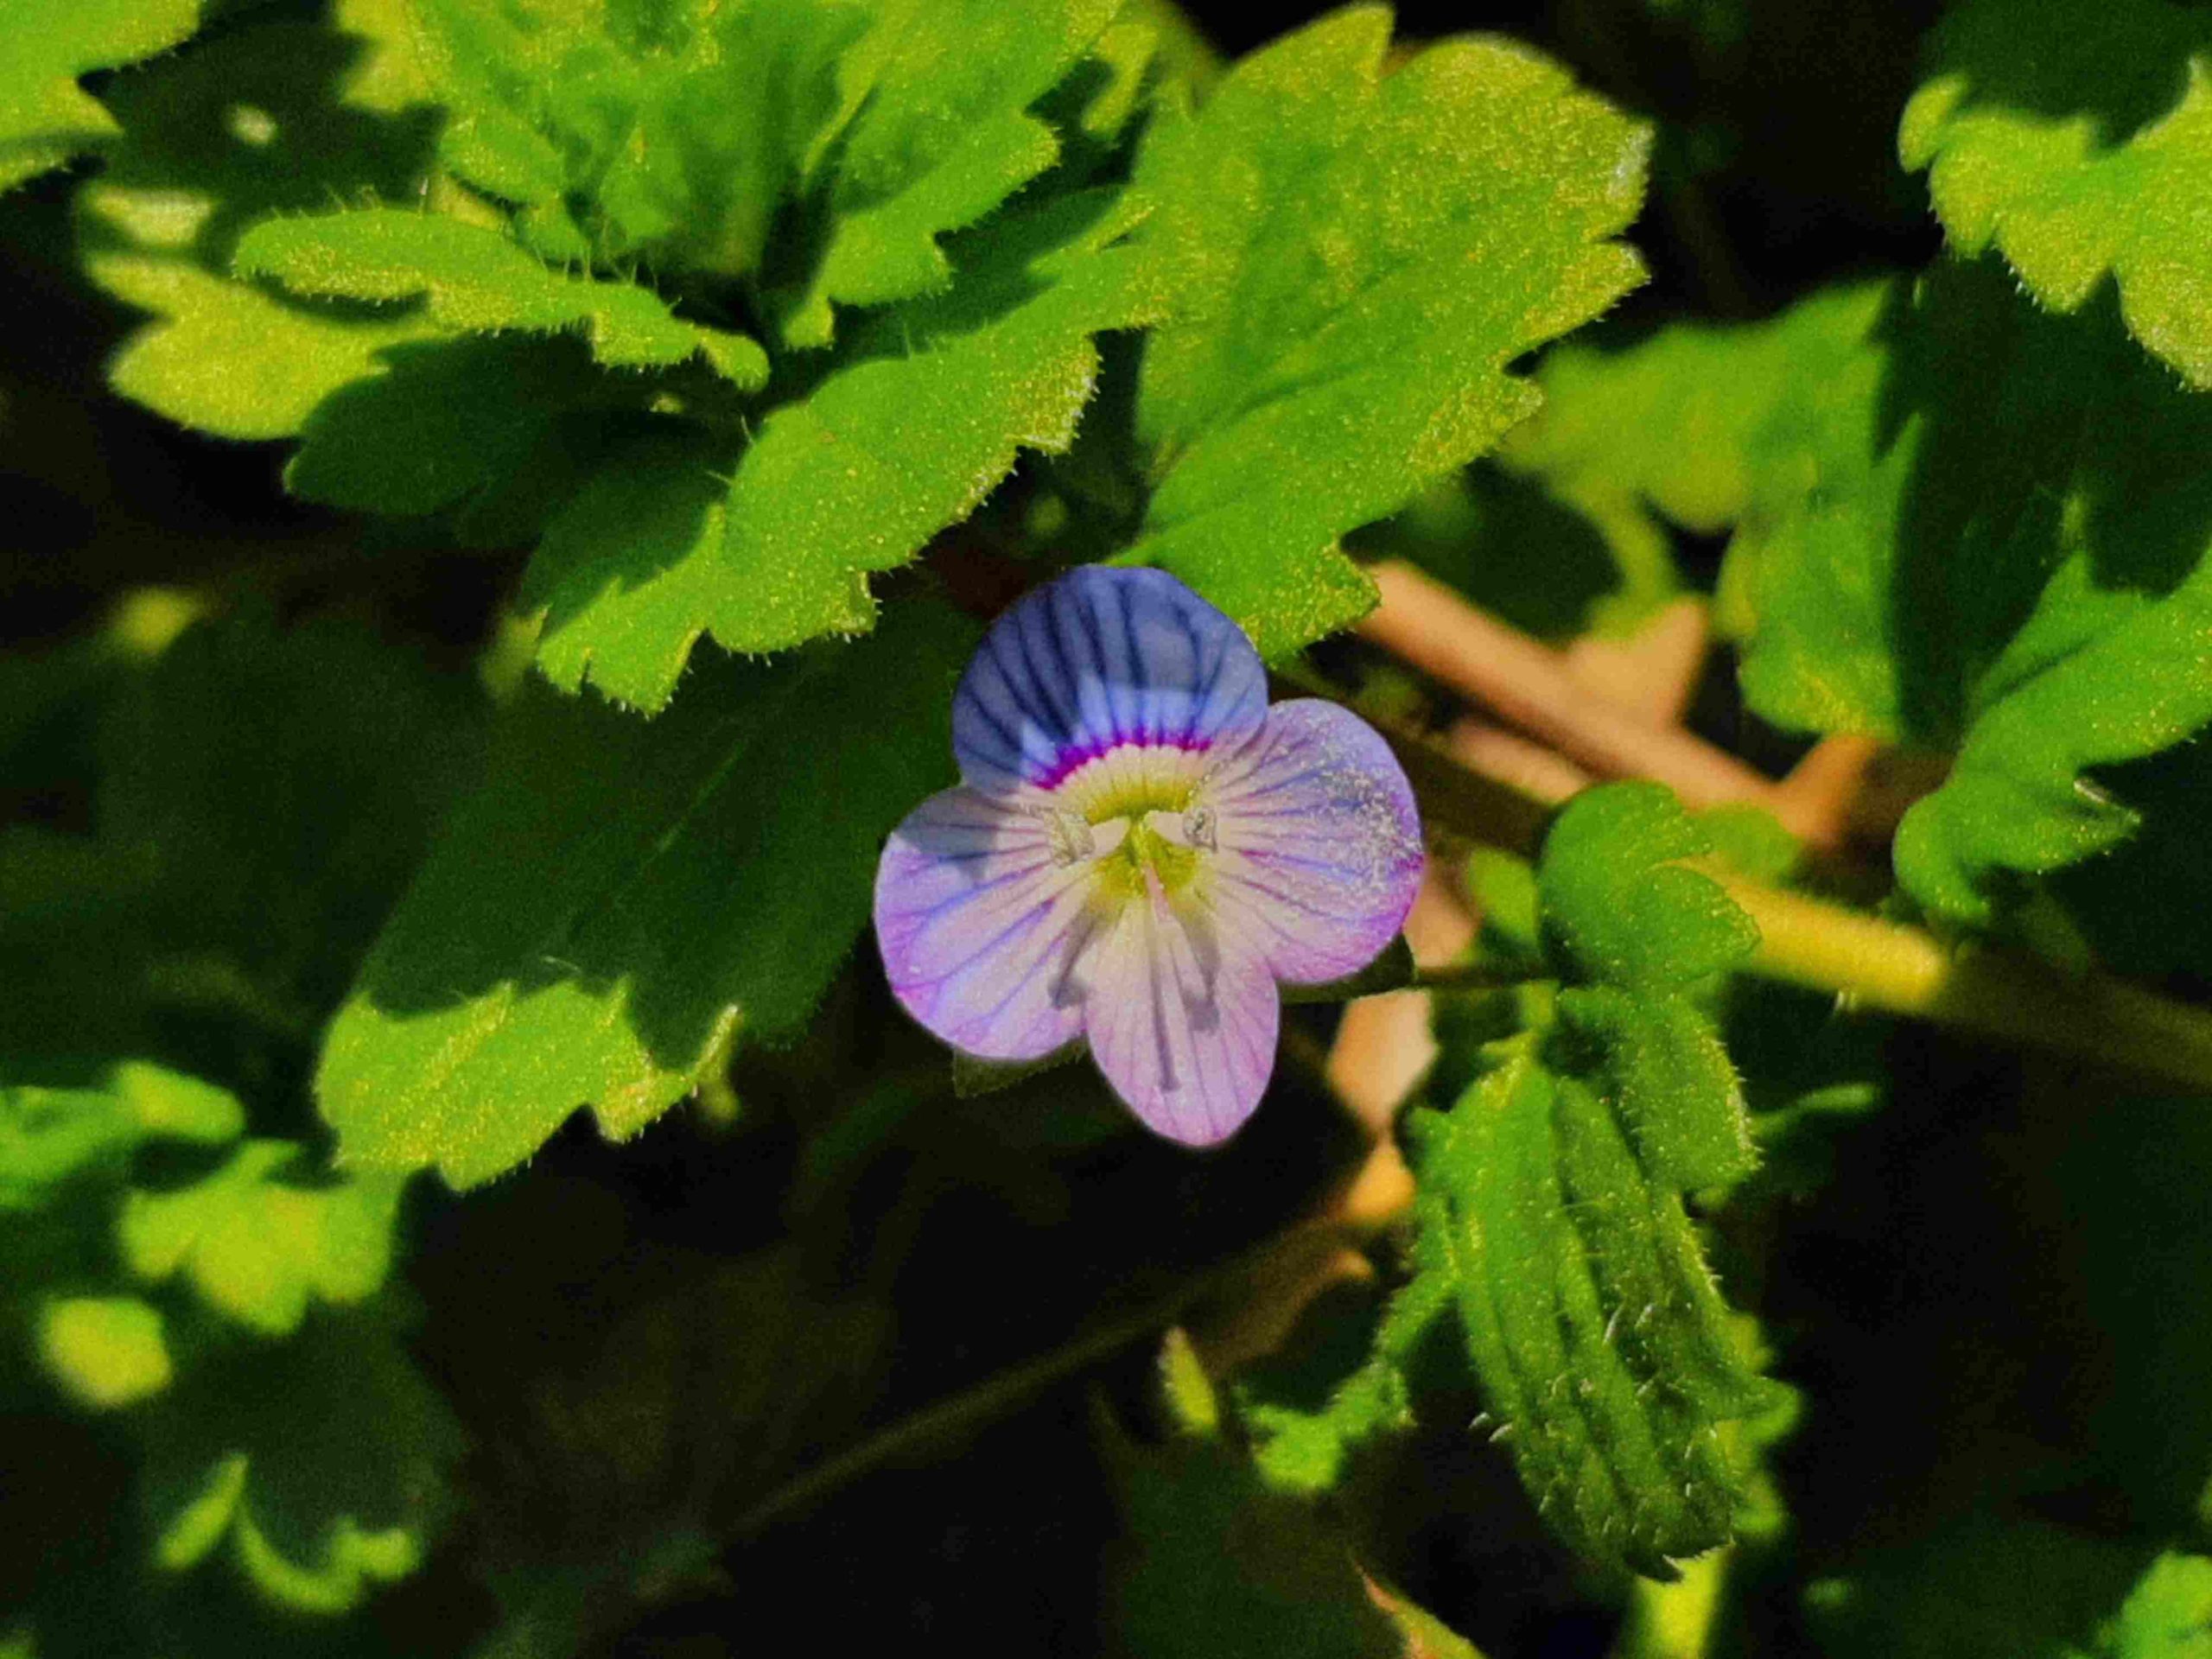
[1901,0,2212,386]
[1732,260,2212,931]
[520,188,1168,706]
[119,1144,404,1338]
[316,602,975,1186]
[1126,7,1649,654]
[143,1308,461,1615]
[234,209,767,385]
[0,0,201,192]
[35,1296,173,1410]
[74,19,442,439]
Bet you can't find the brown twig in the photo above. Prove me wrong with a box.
[1561,596,1711,729]
[1446,718,1592,807]
[1770,734,1881,855]
[1359,561,1794,828]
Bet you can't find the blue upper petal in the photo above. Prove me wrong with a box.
[952,567,1268,791]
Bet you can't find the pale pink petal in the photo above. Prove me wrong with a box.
[1202,698,1425,988]
[1079,873,1278,1147]
[873,786,1108,1060]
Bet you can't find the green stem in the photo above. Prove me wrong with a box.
[1406,963,1523,995]
[726,1222,1349,1535]
[1361,696,2212,1094]
[1611,1548,1730,1659]
[1718,875,2212,1096]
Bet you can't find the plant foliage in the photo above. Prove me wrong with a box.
[14,0,2212,1653]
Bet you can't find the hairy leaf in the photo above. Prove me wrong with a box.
[1537,782,1760,993]
[1404,1038,1774,1578]
[143,1308,461,1615]
[234,209,768,385]
[778,0,1123,344]
[1491,280,1891,636]
[1732,260,2212,929]
[1126,6,1649,655]
[35,1296,173,1410]
[316,602,975,1187]
[408,0,1119,343]
[1553,987,1752,1190]
[0,1064,242,1211]
[119,1144,404,1338]
[1901,0,2212,386]
[521,189,1168,707]
[1106,1332,1478,1659]
[0,0,200,192]
[1246,787,1767,1572]
[1535,789,1759,1191]
[74,19,443,439]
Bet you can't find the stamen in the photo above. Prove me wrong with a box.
[1182,805,1217,851]
[1039,809,1097,868]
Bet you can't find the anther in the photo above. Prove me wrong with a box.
[1041,810,1096,868]
[1182,805,1217,851]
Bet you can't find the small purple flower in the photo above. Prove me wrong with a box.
[874,567,1425,1147]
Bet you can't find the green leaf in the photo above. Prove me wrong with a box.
[406,0,1122,348]
[0,613,481,1088]
[1537,785,1758,1190]
[1403,1038,1774,1577]
[35,1296,173,1410]
[778,0,1125,345]
[73,19,444,439]
[234,208,768,385]
[1247,787,1769,1573]
[0,1064,243,1211]
[1126,6,1649,655]
[119,1144,404,1338]
[1465,846,1544,974]
[1504,281,1890,545]
[1486,279,1891,636]
[1104,1333,1476,1659]
[1538,782,1759,992]
[521,188,1167,707]
[1237,1287,1425,1498]
[316,601,976,1187]
[1899,0,2212,387]
[2103,1554,2212,1659]
[143,1308,461,1614]
[0,0,201,192]
[109,613,483,1038]
[280,334,642,518]
[1807,1512,2208,1659]
[1552,988,1752,1190]
[406,0,862,270]
[1731,260,2212,930]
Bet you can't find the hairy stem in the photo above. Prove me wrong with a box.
[1406,963,1523,994]
[1315,630,2212,1094]
[1717,874,2212,1095]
